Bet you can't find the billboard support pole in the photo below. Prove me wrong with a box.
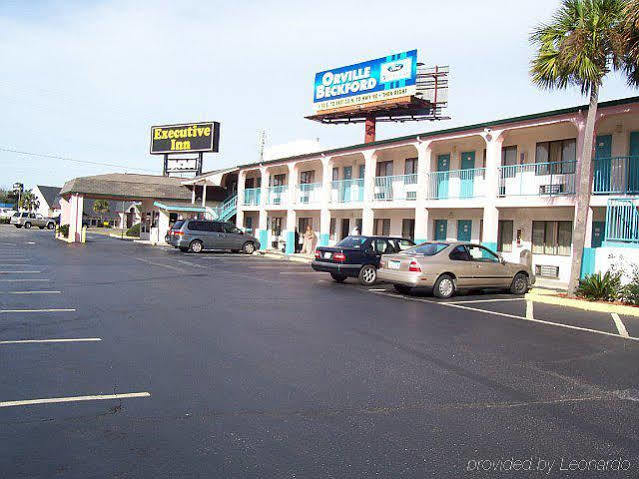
[163,155,168,176]
[197,152,203,176]
[365,116,376,143]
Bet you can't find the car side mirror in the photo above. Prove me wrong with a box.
[365,248,374,255]
[500,257,506,265]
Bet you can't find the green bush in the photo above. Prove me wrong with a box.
[0,217,9,224]
[620,265,639,306]
[58,224,69,238]
[126,223,140,237]
[576,271,622,302]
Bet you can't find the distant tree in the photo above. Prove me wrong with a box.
[18,190,39,212]
[530,0,639,294]
[93,199,110,224]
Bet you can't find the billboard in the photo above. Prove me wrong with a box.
[313,50,417,112]
[150,122,220,155]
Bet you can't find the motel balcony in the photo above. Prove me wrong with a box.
[605,197,639,244]
[425,168,486,200]
[266,186,288,206]
[243,187,261,207]
[330,179,365,204]
[497,161,576,197]
[373,174,418,202]
[294,183,322,205]
[593,156,639,195]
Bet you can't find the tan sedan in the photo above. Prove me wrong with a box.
[377,242,534,298]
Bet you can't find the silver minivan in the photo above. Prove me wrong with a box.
[169,219,260,254]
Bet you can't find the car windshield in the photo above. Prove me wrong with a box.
[402,242,448,256]
[172,220,184,230]
[336,236,367,249]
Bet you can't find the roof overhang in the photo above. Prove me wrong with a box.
[153,201,206,213]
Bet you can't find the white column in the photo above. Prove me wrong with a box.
[236,170,246,229]
[320,157,332,245]
[191,187,196,205]
[288,162,298,206]
[285,209,296,254]
[68,194,84,243]
[415,141,432,242]
[158,209,170,245]
[362,150,377,235]
[257,167,270,250]
[201,182,207,208]
[482,131,503,250]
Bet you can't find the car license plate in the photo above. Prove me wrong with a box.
[389,260,401,270]
[323,252,332,259]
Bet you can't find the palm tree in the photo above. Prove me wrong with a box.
[18,189,39,212]
[93,199,110,226]
[623,0,639,80]
[530,0,638,293]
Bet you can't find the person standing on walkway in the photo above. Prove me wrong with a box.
[301,224,316,255]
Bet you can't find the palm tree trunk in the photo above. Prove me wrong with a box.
[568,84,599,294]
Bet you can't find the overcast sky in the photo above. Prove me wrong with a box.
[1,0,638,189]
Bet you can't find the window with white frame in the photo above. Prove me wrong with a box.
[374,218,391,236]
[535,139,576,174]
[497,220,513,252]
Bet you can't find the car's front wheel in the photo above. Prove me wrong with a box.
[189,240,203,253]
[15,225,22,228]
[242,242,255,254]
[24,222,32,229]
[330,273,347,283]
[433,274,455,299]
[393,284,412,295]
[47,223,55,230]
[510,272,529,295]
[358,265,377,286]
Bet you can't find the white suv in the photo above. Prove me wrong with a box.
[0,208,16,219]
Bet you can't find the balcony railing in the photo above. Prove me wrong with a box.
[373,174,418,201]
[425,168,486,200]
[593,156,639,195]
[605,197,639,244]
[295,182,322,204]
[266,185,287,206]
[497,161,576,197]
[243,187,261,206]
[330,179,364,203]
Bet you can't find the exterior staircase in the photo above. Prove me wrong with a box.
[206,195,237,222]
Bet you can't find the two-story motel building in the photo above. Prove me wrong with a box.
[235,96,639,284]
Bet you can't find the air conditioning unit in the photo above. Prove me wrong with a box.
[535,264,559,278]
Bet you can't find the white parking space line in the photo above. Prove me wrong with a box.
[134,257,186,272]
[368,290,639,342]
[0,338,101,345]
[611,313,630,338]
[279,271,322,275]
[0,392,151,408]
[0,308,75,313]
[176,259,206,269]
[368,288,389,292]
[0,279,50,282]
[0,291,61,295]
[448,297,526,304]
[0,270,41,274]
[526,300,534,319]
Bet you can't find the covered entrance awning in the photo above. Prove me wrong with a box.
[153,201,207,214]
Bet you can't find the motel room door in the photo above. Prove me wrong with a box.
[629,131,639,193]
[460,152,475,198]
[434,219,447,241]
[436,155,450,199]
[594,135,612,193]
[457,220,472,242]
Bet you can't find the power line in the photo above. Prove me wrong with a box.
[0,147,158,174]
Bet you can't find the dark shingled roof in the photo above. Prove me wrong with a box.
[36,185,61,209]
[59,173,191,201]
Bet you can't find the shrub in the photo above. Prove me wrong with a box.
[126,223,140,237]
[620,264,639,306]
[58,224,69,238]
[575,271,622,302]
[0,217,9,224]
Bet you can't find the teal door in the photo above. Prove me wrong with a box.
[591,221,605,248]
[594,135,612,193]
[434,220,447,241]
[629,132,639,193]
[342,166,352,202]
[437,154,450,199]
[460,152,475,198]
[457,220,472,241]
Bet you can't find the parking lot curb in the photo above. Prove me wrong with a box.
[525,291,639,318]
[260,252,312,264]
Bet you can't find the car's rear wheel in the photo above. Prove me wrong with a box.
[15,225,22,228]
[358,265,377,286]
[242,242,255,254]
[330,273,347,283]
[433,274,455,299]
[24,222,32,229]
[510,272,529,295]
[47,223,55,230]
[39,226,45,229]
[189,240,203,253]
[393,284,412,294]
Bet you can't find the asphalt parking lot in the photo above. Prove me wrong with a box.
[1,224,639,478]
